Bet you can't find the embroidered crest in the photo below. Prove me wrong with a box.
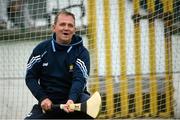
[69,64,74,72]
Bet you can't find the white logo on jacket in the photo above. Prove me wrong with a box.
[42,62,48,66]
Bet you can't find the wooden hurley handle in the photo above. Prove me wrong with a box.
[46,91,101,118]
[52,103,81,111]
[69,103,81,111]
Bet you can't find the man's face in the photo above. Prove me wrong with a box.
[53,14,76,44]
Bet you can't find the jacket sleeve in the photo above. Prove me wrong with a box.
[68,48,90,102]
[25,48,48,103]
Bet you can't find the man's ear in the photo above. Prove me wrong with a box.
[74,27,76,34]
[52,24,55,32]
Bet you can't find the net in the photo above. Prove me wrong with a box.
[0,0,180,119]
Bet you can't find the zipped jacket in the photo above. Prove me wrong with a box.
[25,33,90,104]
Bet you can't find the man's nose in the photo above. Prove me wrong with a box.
[64,25,69,29]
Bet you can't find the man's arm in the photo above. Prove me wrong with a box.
[25,49,48,103]
[68,48,90,102]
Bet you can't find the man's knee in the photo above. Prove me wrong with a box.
[24,104,44,119]
[78,92,90,103]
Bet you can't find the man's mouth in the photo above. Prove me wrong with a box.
[63,33,69,35]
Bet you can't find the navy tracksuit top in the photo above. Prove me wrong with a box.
[25,33,90,104]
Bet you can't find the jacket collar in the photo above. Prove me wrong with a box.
[51,33,83,52]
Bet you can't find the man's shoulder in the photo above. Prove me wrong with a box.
[37,39,51,47]
[33,39,51,53]
[80,45,89,53]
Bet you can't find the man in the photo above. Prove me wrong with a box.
[25,10,92,119]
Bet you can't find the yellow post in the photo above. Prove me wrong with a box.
[161,0,173,117]
[118,0,129,117]
[147,0,158,116]
[103,0,114,117]
[133,0,143,116]
[87,0,99,92]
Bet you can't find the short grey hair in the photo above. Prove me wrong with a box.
[54,10,75,25]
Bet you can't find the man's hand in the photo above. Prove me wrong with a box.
[63,99,74,113]
[41,98,52,112]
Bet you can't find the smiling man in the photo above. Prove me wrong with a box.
[25,11,92,119]
[53,11,76,45]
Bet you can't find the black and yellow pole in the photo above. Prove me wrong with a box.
[133,0,143,116]
[147,0,158,116]
[118,0,129,117]
[161,0,173,117]
[87,0,99,93]
[103,0,114,117]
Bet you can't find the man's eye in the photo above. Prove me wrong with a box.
[59,23,65,26]
[68,24,74,28]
